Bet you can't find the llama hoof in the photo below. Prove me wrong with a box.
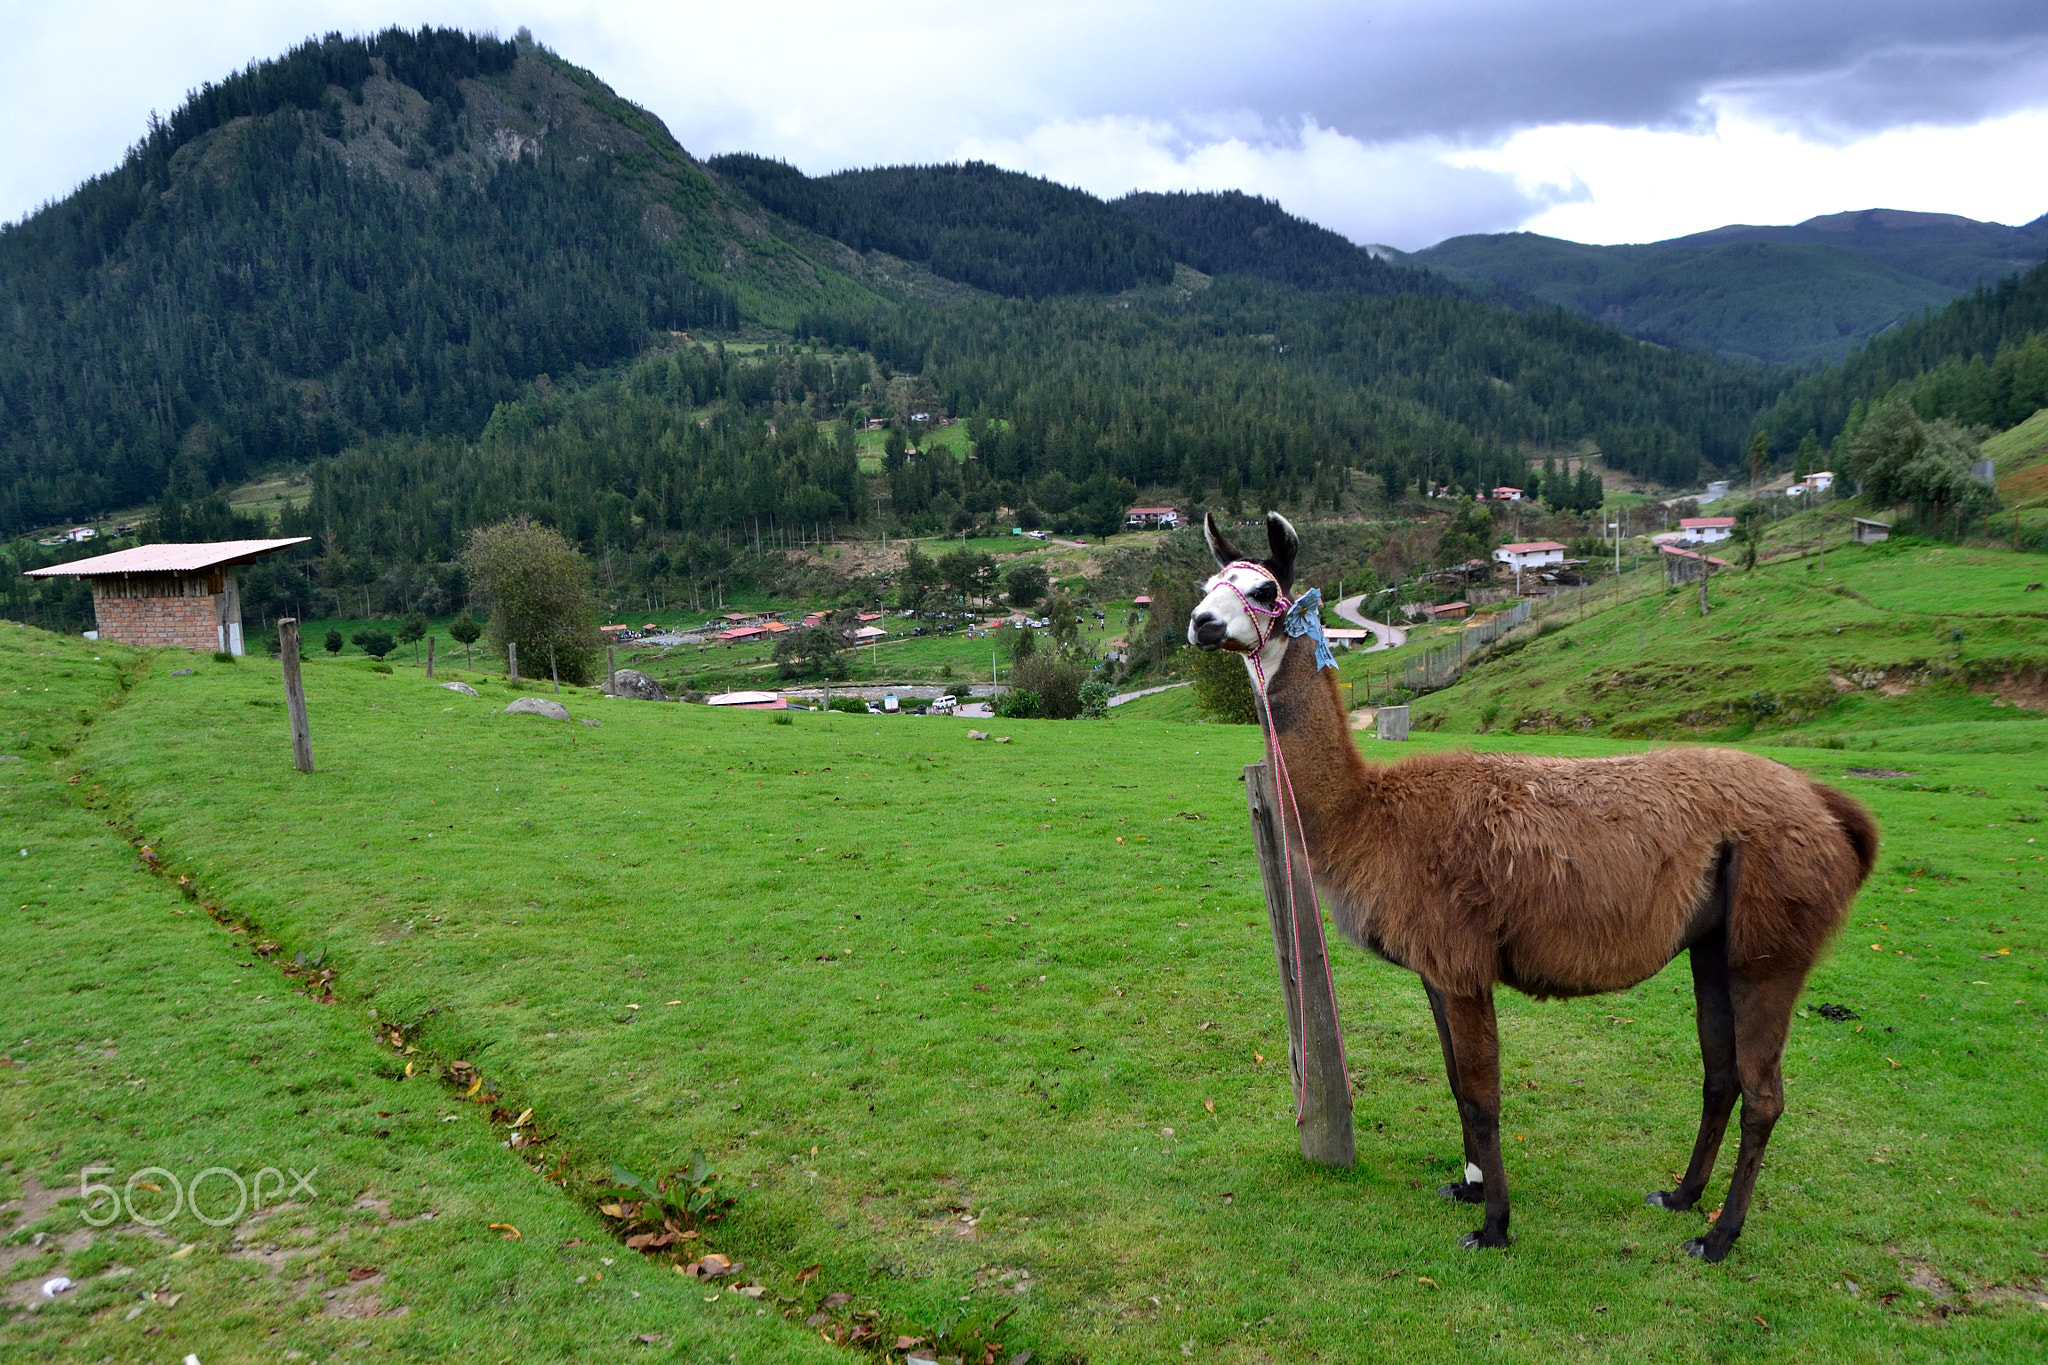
[1438,1180,1485,1204]
[1646,1189,1695,1212]
[1458,1228,1512,1250]
[1681,1234,1733,1263]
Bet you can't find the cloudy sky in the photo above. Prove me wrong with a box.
[4,1,2046,249]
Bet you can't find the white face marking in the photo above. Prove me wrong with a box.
[1465,1162,1483,1186]
[1188,564,1280,654]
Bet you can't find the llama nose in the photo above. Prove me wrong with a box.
[1190,614,1229,649]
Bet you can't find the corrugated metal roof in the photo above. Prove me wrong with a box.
[23,538,310,578]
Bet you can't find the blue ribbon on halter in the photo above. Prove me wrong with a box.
[1283,587,1337,672]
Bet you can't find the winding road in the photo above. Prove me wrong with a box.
[1331,594,1408,651]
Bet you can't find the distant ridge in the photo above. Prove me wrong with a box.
[1404,209,2048,366]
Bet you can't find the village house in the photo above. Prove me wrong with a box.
[1125,506,1180,530]
[1852,517,1892,545]
[1787,470,1835,496]
[24,538,309,653]
[1491,486,1524,502]
[1492,540,1567,573]
[1679,516,1736,544]
[1420,601,1470,623]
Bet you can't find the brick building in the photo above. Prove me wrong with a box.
[25,538,308,654]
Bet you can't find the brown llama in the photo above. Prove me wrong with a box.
[1189,512,1877,1261]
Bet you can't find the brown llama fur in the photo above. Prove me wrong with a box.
[1191,512,1878,1261]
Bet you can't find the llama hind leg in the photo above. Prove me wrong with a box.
[1424,983,1485,1205]
[1682,972,1797,1263]
[1649,931,1738,1214]
[1443,989,1512,1249]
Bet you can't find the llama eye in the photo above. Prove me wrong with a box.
[1251,582,1278,602]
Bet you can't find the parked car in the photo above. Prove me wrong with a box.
[931,695,958,712]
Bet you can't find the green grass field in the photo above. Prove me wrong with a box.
[4,617,2042,1361]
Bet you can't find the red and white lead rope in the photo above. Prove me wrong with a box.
[1216,562,1350,1125]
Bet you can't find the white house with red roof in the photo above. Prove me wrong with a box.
[1491,540,1566,572]
[1679,516,1736,544]
[1124,506,1179,529]
[1490,486,1524,502]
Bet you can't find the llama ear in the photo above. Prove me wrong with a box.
[1203,511,1241,569]
[1265,511,1300,588]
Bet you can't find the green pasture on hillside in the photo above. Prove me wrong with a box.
[2,625,2042,1361]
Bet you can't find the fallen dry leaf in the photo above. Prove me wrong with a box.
[464,1077,483,1098]
[733,1284,766,1299]
[600,1203,628,1218]
[488,1223,520,1240]
[895,1336,928,1351]
[1417,1276,1439,1288]
[821,1291,853,1309]
[1754,1315,1769,1328]
[797,1264,820,1283]
[346,1265,379,1281]
[1254,1051,1265,1064]
[1204,1099,1215,1113]
[511,1108,533,1128]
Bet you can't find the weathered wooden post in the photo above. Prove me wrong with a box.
[549,645,560,695]
[276,619,315,773]
[1244,761,1355,1167]
[607,644,617,695]
[508,640,519,683]
[425,634,435,678]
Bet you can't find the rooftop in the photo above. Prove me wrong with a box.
[1680,517,1737,528]
[23,537,310,578]
[1497,540,1567,554]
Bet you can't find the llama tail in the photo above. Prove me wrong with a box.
[1817,784,1879,885]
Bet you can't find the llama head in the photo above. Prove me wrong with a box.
[1188,511,1300,654]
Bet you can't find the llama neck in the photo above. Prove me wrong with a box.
[1249,634,1372,849]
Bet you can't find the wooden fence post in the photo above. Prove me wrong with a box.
[425,634,435,678]
[549,645,560,695]
[607,644,617,695]
[276,619,315,773]
[1244,761,1356,1167]
[508,640,519,683]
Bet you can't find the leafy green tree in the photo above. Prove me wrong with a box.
[936,548,998,605]
[1003,561,1049,611]
[351,628,396,659]
[1435,500,1498,565]
[774,622,851,680]
[1839,400,1999,533]
[893,543,942,614]
[448,610,482,667]
[1730,502,1767,571]
[459,516,603,684]
[323,628,343,655]
[399,611,427,662]
[1041,589,1083,656]
[1190,646,1256,724]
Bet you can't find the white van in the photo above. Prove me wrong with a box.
[931,695,958,712]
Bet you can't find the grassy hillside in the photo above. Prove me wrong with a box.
[4,624,2040,1360]
[0,625,838,1362]
[1989,407,2048,505]
[1405,524,2048,749]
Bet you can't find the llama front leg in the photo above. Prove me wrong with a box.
[1443,988,1512,1249]
[1649,931,1738,1214]
[1424,983,1484,1204]
[1683,972,1797,1262]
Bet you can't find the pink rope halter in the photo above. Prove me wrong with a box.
[1213,561,1350,1126]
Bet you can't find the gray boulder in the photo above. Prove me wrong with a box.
[504,697,570,720]
[440,681,480,697]
[601,668,667,701]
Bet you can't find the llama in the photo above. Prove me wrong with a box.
[1189,512,1877,1260]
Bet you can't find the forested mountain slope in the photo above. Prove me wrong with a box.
[706,156,1177,298]
[1111,189,1448,298]
[1761,258,2048,446]
[0,27,875,533]
[1406,210,2047,367]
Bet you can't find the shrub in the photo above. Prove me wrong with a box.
[826,696,869,715]
[324,628,343,654]
[351,628,396,659]
[1078,679,1113,718]
[212,651,236,664]
[1008,650,1088,718]
[771,713,793,726]
[1190,646,1256,724]
[995,688,1042,719]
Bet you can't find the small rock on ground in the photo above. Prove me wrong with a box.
[503,697,570,720]
[440,681,480,696]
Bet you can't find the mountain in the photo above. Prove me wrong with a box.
[1405,210,2048,367]
[0,26,878,531]
[707,157,1177,298]
[1110,189,1448,298]
[1761,257,2048,448]
[3,23,1795,617]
